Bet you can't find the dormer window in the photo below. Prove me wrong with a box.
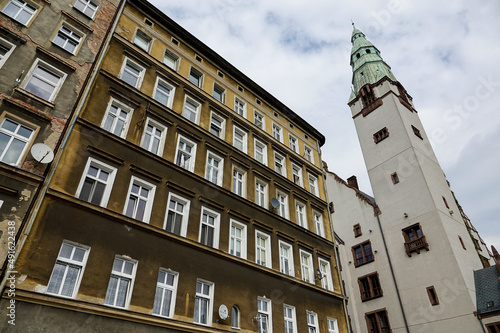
[356,53,360,59]
[366,49,371,54]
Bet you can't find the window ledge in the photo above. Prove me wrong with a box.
[13,87,55,108]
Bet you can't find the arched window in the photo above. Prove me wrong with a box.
[231,305,240,328]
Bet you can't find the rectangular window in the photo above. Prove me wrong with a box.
[119,57,145,89]
[174,135,197,172]
[194,280,214,325]
[199,207,220,248]
[76,157,116,207]
[188,67,203,88]
[23,59,67,101]
[279,241,294,276]
[272,123,282,142]
[300,250,313,283]
[257,297,272,333]
[153,269,178,318]
[0,117,35,166]
[295,202,307,229]
[289,135,298,153]
[53,25,82,54]
[314,212,325,237]
[391,172,399,184]
[205,151,223,186]
[163,49,179,71]
[73,0,98,19]
[133,29,152,52]
[307,311,319,333]
[402,223,429,256]
[123,176,156,223]
[373,127,389,143]
[46,241,89,298]
[141,118,167,156]
[233,126,247,153]
[2,0,37,25]
[234,97,246,117]
[213,83,226,103]
[229,220,247,259]
[486,322,500,333]
[354,223,362,237]
[304,146,314,164]
[232,168,245,197]
[254,138,267,165]
[255,180,267,208]
[0,37,15,68]
[164,193,190,237]
[101,98,132,138]
[284,305,297,333]
[153,77,175,108]
[427,286,439,306]
[104,256,137,309]
[412,125,423,140]
[292,164,303,186]
[308,174,318,196]
[274,152,286,176]
[359,272,383,301]
[209,112,225,138]
[277,191,288,219]
[366,309,391,333]
[182,96,200,124]
[352,241,374,267]
[256,231,271,268]
[254,110,265,130]
[319,258,333,291]
[327,318,339,333]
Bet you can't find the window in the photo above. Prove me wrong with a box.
[234,97,246,117]
[254,110,265,129]
[319,258,333,291]
[426,286,439,306]
[352,241,374,267]
[300,250,313,283]
[123,176,156,223]
[188,67,203,88]
[104,256,137,309]
[76,158,117,207]
[255,180,267,208]
[0,117,35,166]
[354,224,362,237]
[366,309,391,333]
[358,272,382,301]
[209,112,225,138]
[256,231,271,268]
[254,139,267,165]
[199,207,220,248]
[205,151,223,186]
[163,49,179,71]
[194,280,214,325]
[284,305,297,333]
[101,99,132,138]
[257,297,272,333]
[274,152,286,176]
[308,174,318,196]
[153,77,175,108]
[412,125,423,139]
[391,172,399,184]
[232,168,245,197]
[289,135,298,153]
[182,96,200,124]
[213,83,225,103]
[277,191,288,219]
[402,223,429,256]
[73,0,98,19]
[231,306,240,328]
[279,241,294,276]
[442,196,449,209]
[164,193,190,237]
[52,24,82,54]
[119,57,145,89]
[46,241,89,298]
[458,235,466,250]
[314,212,325,237]
[373,127,389,143]
[233,126,247,153]
[0,38,15,68]
[153,269,178,318]
[486,322,500,333]
[133,29,152,52]
[229,220,247,259]
[304,146,314,164]
[23,59,67,101]
[327,318,339,333]
[272,123,282,142]
[141,118,167,156]
[174,135,196,172]
[307,311,319,333]
[292,164,303,186]
[2,0,37,25]
[295,202,307,229]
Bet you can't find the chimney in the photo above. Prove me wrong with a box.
[347,175,359,190]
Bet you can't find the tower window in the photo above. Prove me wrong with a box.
[442,196,449,209]
[356,53,360,59]
[360,85,376,107]
[373,127,389,143]
[411,125,423,140]
[353,224,362,237]
[426,286,439,306]
[391,172,399,184]
[366,49,371,54]
[402,224,429,257]
[458,236,466,250]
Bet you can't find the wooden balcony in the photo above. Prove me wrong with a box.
[404,236,429,257]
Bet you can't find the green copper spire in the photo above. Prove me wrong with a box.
[349,25,397,102]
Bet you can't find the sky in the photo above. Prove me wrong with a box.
[148,0,500,250]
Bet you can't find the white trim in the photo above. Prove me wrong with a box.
[104,255,138,309]
[327,317,339,333]
[254,138,267,166]
[119,56,145,89]
[100,97,133,139]
[234,96,247,118]
[0,37,16,68]
[182,95,201,124]
[253,109,265,130]
[257,297,273,333]
[232,166,246,198]
[274,151,286,177]
[272,123,283,143]
[152,268,179,318]
[233,126,247,153]
[319,258,333,291]
[279,240,294,277]
[229,219,247,259]
[75,157,117,207]
[300,250,314,283]
[255,178,268,209]
[277,190,289,219]
[163,192,190,237]
[209,111,225,139]
[295,201,307,229]
[174,135,197,172]
[194,279,214,326]
[140,117,167,156]
[22,58,67,102]
[123,176,156,223]
[199,206,220,249]
[255,230,272,268]
[213,82,226,104]
[133,28,152,52]
[153,77,175,109]
[283,304,297,333]
[163,48,180,71]
[205,150,224,186]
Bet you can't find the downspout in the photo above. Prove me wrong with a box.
[0,0,127,293]
[374,207,410,333]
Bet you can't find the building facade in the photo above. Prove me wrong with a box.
[0,0,347,332]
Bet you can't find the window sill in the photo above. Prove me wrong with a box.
[13,87,55,108]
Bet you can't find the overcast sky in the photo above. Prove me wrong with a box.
[149,0,500,250]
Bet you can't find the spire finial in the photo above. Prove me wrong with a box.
[351,20,355,28]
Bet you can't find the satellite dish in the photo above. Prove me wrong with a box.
[31,143,54,164]
[270,197,280,209]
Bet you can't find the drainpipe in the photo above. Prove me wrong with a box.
[0,0,127,294]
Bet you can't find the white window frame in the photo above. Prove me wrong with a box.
[46,241,90,298]
[119,57,145,89]
[213,82,226,103]
[194,279,214,326]
[163,49,180,71]
[152,268,179,318]
[76,157,117,207]
[327,317,339,333]
[272,123,282,143]
[209,111,225,139]
[0,37,15,69]
[319,258,333,291]
[174,135,197,172]
[295,201,307,229]
[0,116,35,166]
[283,304,297,333]
[277,191,289,219]
[274,151,286,177]
[22,59,67,102]
[73,0,98,19]
[101,98,133,139]
[300,250,314,283]
[255,231,271,268]
[140,117,167,156]
[307,311,319,333]
[2,0,37,25]
[164,193,190,237]
[153,77,175,109]
[104,256,137,309]
[304,146,314,164]
[279,240,294,277]
[254,138,267,166]
[133,29,152,52]
[182,95,201,124]
[205,151,224,186]
[255,179,268,209]
[291,163,303,187]
[231,305,240,329]
[254,110,265,130]
[188,66,203,88]
[289,135,298,153]
[52,24,82,55]
[234,97,246,117]
[233,126,247,153]
[257,297,272,333]
[123,176,156,223]
[232,166,246,198]
[199,207,220,249]
[308,174,318,196]
[314,211,325,237]
[229,219,247,259]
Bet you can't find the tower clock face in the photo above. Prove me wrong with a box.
[219,304,228,320]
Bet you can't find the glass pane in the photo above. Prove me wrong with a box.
[72,247,86,262]
[161,289,172,316]
[104,276,118,305]
[79,178,94,201]
[17,125,32,139]
[47,263,65,294]
[98,170,109,181]
[153,286,163,315]
[3,138,25,164]
[123,261,134,275]
[115,278,129,307]
[61,265,79,296]
[125,196,136,218]
[90,181,105,205]
[112,258,123,272]
[60,244,73,259]
[135,199,146,221]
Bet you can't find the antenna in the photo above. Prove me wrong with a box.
[30,143,54,165]
[270,197,280,210]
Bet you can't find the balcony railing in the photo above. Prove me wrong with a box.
[404,236,429,257]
